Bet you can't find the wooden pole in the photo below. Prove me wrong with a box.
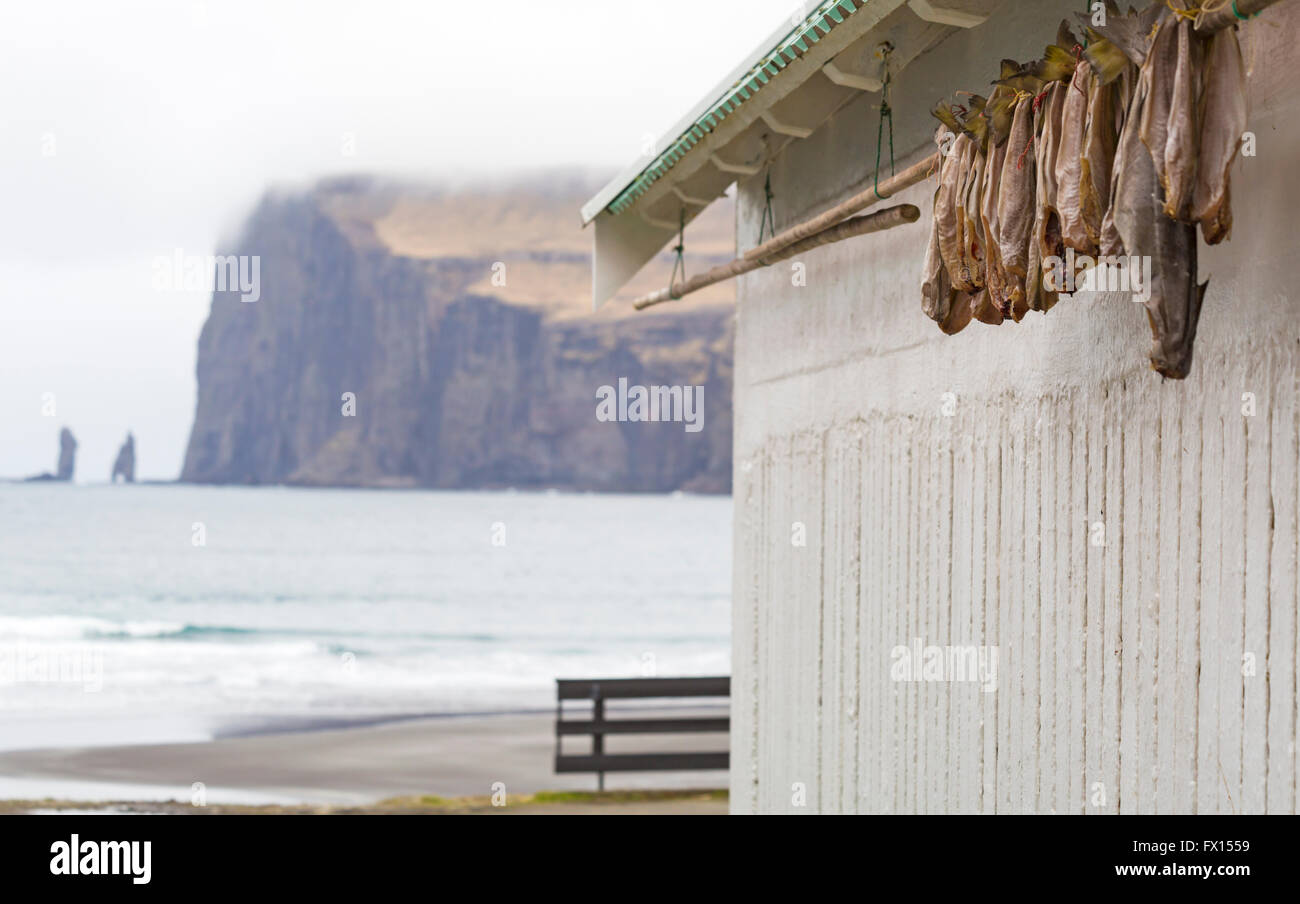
[741,151,939,264]
[633,203,920,310]
[1196,0,1288,33]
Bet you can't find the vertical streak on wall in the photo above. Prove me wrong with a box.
[952,424,973,812]
[1147,384,1163,812]
[1222,365,1247,813]
[1100,385,1120,815]
[1039,401,1056,814]
[1243,352,1271,813]
[1198,371,1224,814]
[1176,377,1203,813]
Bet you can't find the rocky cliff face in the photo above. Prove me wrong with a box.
[181,175,735,492]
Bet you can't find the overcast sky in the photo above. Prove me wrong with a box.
[0,0,806,480]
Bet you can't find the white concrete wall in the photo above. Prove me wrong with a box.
[730,2,1300,814]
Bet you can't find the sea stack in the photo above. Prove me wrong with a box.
[56,427,77,480]
[111,432,136,483]
[25,427,77,482]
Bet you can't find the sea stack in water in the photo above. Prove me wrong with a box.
[57,427,77,480]
[25,427,77,482]
[111,432,136,483]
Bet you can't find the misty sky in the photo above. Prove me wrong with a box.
[0,0,804,480]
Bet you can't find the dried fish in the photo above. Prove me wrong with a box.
[980,136,1009,320]
[1146,215,1208,379]
[917,0,1223,374]
[1138,14,1180,213]
[935,133,972,291]
[986,61,1023,146]
[942,291,976,335]
[923,131,975,337]
[1076,1,1163,70]
[1163,15,1202,221]
[1110,6,1208,379]
[1099,5,1164,257]
[1079,65,1118,250]
[1057,61,1094,255]
[951,136,979,290]
[922,186,949,323]
[970,287,1002,326]
[997,93,1036,294]
[1033,82,1067,310]
[960,147,987,289]
[1191,25,1247,244]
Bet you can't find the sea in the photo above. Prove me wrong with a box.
[0,483,731,751]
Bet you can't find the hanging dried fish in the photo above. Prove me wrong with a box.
[1079,48,1121,250]
[1146,211,1208,379]
[923,128,975,336]
[1033,81,1068,296]
[937,132,976,291]
[1110,5,1208,379]
[1094,5,1164,256]
[970,287,1002,325]
[943,292,976,334]
[1138,11,1181,207]
[922,184,951,322]
[1057,60,1094,254]
[1162,14,1202,221]
[979,134,1009,321]
[1191,25,1247,244]
[914,0,1233,376]
[986,61,1023,147]
[960,144,987,289]
[1078,2,1165,72]
[997,92,1037,311]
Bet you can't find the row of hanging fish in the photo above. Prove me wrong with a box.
[920,0,1248,379]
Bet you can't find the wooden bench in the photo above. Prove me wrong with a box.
[554,676,729,790]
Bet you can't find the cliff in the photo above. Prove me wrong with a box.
[180,174,735,492]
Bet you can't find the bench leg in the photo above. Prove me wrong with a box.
[593,697,604,792]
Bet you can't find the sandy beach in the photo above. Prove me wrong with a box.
[0,711,729,813]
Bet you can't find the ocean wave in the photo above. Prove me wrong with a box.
[0,614,187,640]
[0,615,510,645]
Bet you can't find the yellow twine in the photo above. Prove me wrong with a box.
[1166,0,1202,20]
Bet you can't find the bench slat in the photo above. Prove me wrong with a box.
[555,752,729,773]
[556,717,729,735]
[556,676,729,700]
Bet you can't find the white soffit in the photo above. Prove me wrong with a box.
[585,0,1001,308]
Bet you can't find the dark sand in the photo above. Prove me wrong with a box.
[0,711,729,811]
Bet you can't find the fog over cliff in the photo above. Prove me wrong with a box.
[181,174,735,493]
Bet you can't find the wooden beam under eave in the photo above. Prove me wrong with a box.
[907,0,988,28]
[822,60,882,92]
[709,152,763,176]
[640,209,680,231]
[759,110,814,139]
[671,185,713,206]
